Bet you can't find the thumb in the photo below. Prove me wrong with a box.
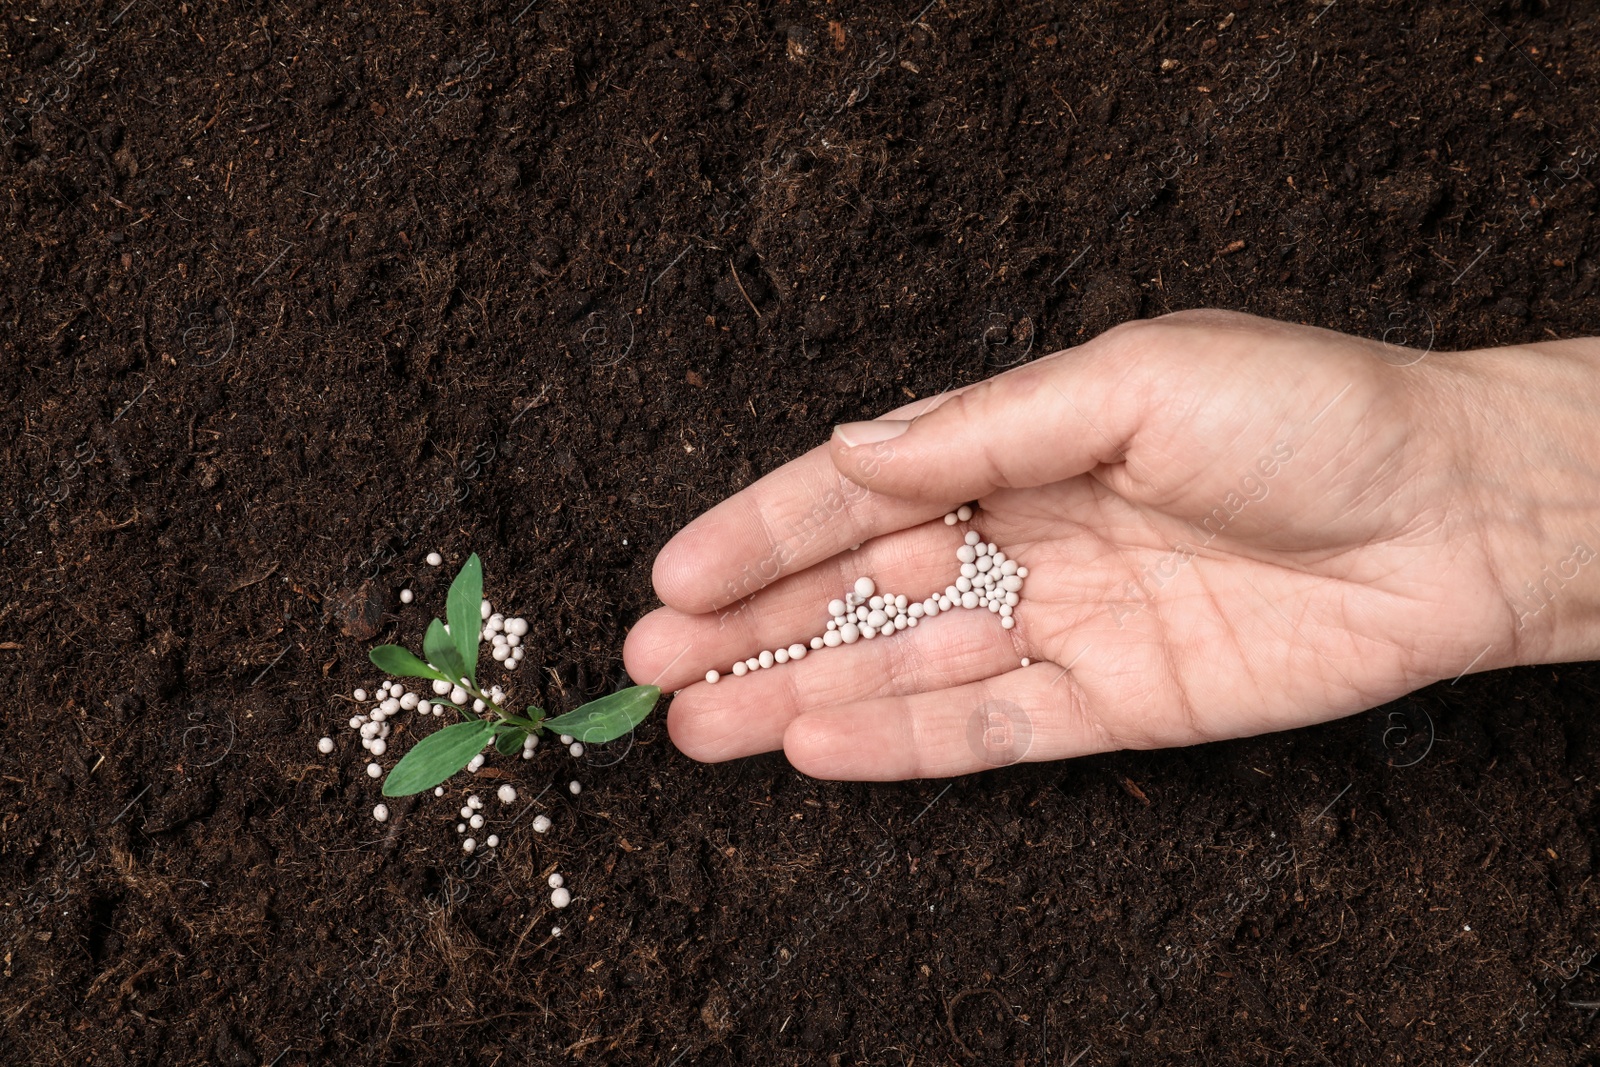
[829,339,1146,502]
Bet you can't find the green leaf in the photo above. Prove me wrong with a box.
[494,728,527,756]
[369,644,450,683]
[446,553,483,687]
[423,618,465,687]
[541,685,661,744]
[382,719,497,797]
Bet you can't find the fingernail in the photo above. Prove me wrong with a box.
[833,420,910,448]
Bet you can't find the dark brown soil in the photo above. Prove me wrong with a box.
[3,0,1599,1063]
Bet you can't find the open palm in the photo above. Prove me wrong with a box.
[624,311,1523,779]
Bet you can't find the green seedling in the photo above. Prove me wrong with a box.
[369,553,659,796]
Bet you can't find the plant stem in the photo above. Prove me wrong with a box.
[437,674,541,733]
[462,681,505,723]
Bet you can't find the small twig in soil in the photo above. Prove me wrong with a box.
[108,784,151,825]
[505,912,544,971]
[228,562,280,592]
[111,380,152,424]
[509,384,551,427]
[728,259,763,322]
[249,643,294,686]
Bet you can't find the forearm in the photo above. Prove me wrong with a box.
[1424,337,1600,668]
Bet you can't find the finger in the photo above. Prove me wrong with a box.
[783,662,1101,781]
[665,603,1030,762]
[626,519,983,692]
[830,331,1150,504]
[651,393,976,615]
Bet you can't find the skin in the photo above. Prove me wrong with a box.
[623,310,1600,780]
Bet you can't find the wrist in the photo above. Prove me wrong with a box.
[1420,338,1600,669]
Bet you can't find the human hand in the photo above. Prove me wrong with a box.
[623,310,1600,779]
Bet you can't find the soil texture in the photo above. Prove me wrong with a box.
[2,1,1599,1064]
